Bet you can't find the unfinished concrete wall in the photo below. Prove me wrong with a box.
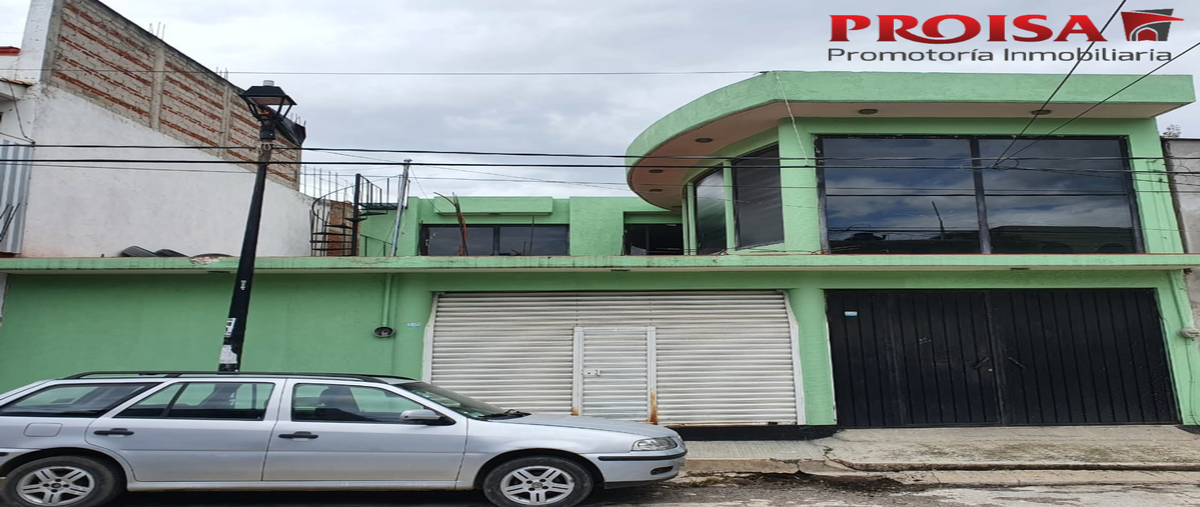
[1166,138,1200,319]
[46,0,301,186]
[9,0,314,257]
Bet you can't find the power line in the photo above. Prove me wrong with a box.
[22,161,1197,234]
[996,39,1200,165]
[989,0,1127,163]
[13,67,763,77]
[24,143,1200,164]
[26,159,1200,194]
[7,158,1199,178]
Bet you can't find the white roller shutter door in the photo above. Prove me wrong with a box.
[427,291,802,425]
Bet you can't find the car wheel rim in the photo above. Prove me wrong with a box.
[15,466,96,506]
[499,465,576,505]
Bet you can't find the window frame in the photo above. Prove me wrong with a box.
[114,381,276,421]
[419,224,570,256]
[815,134,1143,255]
[623,223,684,255]
[0,382,159,418]
[692,167,729,255]
[289,383,440,424]
[731,145,785,250]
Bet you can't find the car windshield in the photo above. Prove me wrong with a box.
[396,382,526,420]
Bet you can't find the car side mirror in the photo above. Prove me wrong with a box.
[401,409,450,425]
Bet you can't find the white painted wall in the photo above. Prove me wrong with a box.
[21,87,314,257]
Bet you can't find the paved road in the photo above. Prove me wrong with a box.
[23,479,1198,507]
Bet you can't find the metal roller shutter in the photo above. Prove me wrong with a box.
[427,291,802,426]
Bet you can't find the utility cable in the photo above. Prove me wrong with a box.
[27,143,1200,164]
[12,67,763,77]
[996,38,1200,165]
[989,0,1127,163]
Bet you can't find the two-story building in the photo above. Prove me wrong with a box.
[2,71,1198,430]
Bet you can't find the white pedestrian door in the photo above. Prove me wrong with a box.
[574,327,655,421]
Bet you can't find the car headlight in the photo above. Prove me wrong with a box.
[632,437,678,451]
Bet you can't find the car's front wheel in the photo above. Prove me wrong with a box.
[482,456,594,507]
[0,456,122,507]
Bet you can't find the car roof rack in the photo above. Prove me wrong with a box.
[62,371,416,384]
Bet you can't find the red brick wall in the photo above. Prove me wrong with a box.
[47,0,302,188]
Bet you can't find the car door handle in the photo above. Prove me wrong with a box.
[93,428,135,436]
[278,432,319,440]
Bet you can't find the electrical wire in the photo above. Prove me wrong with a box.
[5,157,1200,175]
[12,67,763,77]
[996,39,1200,165]
[23,143,1200,164]
[989,0,1127,163]
[22,160,1195,236]
[22,159,1200,193]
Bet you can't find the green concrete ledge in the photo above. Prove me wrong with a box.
[3,254,1199,274]
[626,71,1197,161]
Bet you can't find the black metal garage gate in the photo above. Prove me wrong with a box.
[827,289,1178,427]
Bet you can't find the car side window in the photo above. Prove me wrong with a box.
[293,384,426,423]
[116,382,274,421]
[0,383,157,417]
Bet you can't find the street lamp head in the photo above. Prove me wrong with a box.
[239,80,296,122]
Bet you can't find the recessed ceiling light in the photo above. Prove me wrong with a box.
[1031,109,1052,115]
[695,137,714,143]
[649,188,664,193]
[857,108,879,115]
[648,169,664,173]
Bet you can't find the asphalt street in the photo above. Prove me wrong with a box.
[17,478,1198,507]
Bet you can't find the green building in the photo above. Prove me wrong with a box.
[4,71,1199,429]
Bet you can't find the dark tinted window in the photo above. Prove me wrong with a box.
[820,136,1139,255]
[293,384,426,423]
[979,139,1137,254]
[117,382,274,420]
[733,146,784,248]
[822,138,981,254]
[694,170,727,254]
[625,224,684,255]
[0,383,156,417]
[424,225,495,256]
[498,225,569,256]
[422,225,568,256]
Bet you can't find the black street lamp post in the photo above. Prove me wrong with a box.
[220,80,296,372]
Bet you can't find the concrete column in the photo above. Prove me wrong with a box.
[391,275,433,378]
[148,45,165,130]
[777,119,822,254]
[787,285,835,425]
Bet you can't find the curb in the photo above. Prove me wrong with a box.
[826,458,1200,472]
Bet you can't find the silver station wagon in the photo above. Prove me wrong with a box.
[0,372,686,507]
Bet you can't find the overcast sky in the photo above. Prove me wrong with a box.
[1,0,1197,200]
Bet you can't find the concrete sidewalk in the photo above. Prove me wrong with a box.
[682,425,1200,485]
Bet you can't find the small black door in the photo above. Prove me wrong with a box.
[990,290,1178,425]
[827,289,1178,427]
[828,291,1000,427]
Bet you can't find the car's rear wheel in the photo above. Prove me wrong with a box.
[482,456,594,507]
[1,456,122,507]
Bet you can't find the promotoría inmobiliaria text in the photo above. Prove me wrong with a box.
[828,47,1173,62]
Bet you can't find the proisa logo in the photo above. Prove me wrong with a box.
[831,11,1184,44]
[1122,9,1183,41]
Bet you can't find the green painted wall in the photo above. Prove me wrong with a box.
[357,197,676,257]
[3,269,1197,426]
